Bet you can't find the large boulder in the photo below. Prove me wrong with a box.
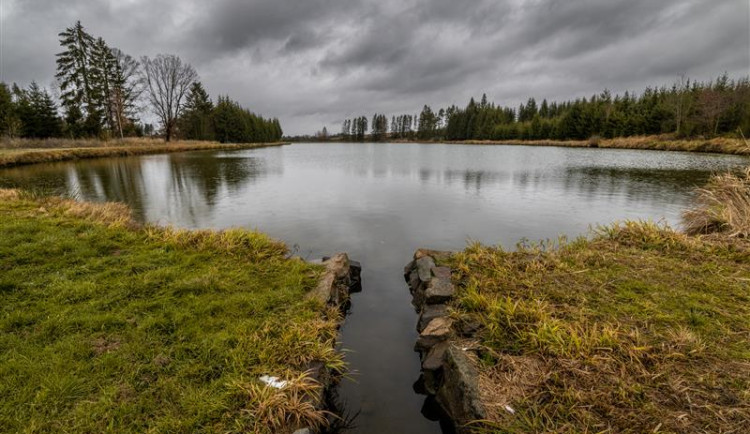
[421,341,449,395]
[306,253,357,307]
[436,346,486,430]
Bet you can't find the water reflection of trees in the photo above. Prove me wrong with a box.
[411,166,719,204]
[166,154,270,206]
[70,159,149,221]
[163,153,279,224]
[0,151,280,224]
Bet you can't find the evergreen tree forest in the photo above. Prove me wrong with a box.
[339,74,749,142]
[0,21,282,143]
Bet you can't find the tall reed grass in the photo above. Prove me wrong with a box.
[683,167,750,237]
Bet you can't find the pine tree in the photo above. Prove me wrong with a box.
[90,37,115,132]
[0,83,15,137]
[56,21,98,135]
[178,82,214,140]
[12,82,62,138]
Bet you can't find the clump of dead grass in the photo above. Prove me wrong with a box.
[0,188,21,200]
[229,372,333,433]
[683,167,750,237]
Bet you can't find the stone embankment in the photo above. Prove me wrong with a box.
[404,249,485,433]
[296,253,361,434]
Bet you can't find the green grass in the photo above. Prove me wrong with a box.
[0,190,341,433]
[449,221,750,432]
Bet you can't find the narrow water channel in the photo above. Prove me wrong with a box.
[1,143,747,432]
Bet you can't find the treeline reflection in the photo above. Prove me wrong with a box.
[0,152,280,223]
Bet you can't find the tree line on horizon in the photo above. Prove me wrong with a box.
[0,21,282,143]
[334,74,749,142]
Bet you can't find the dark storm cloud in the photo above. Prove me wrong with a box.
[2,0,748,134]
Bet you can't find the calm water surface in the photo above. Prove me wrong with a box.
[1,142,747,433]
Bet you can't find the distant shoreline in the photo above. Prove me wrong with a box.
[296,135,750,156]
[0,139,289,169]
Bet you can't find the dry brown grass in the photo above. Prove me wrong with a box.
[683,168,750,237]
[446,135,750,155]
[0,137,166,150]
[0,188,137,228]
[229,373,333,434]
[0,188,21,200]
[450,221,750,433]
[0,138,287,169]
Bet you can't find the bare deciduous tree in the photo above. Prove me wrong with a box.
[110,49,142,139]
[141,54,197,142]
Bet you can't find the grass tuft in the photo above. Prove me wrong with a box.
[229,372,333,433]
[683,167,750,237]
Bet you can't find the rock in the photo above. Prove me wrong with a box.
[422,341,449,395]
[431,266,451,280]
[349,260,362,293]
[424,278,455,304]
[436,346,486,429]
[408,269,421,294]
[415,317,453,352]
[417,304,448,333]
[457,316,482,337]
[293,429,311,434]
[416,256,436,283]
[414,249,452,262]
[404,260,416,279]
[306,253,352,306]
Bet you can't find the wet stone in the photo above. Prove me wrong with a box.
[416,256,436,283]
[404,260,416,279]
[424,278,455,304]
[431,266,451,280]
[418,304,448,333]
[436,346,486,426]
[408,269,421,294]
[422,342,449,395]
[415,317,453,352]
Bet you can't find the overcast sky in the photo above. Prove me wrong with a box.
[1,0,749,135]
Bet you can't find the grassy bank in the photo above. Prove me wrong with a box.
[441,135,750,156]
[0,138,288,169]
[0,190,342,433]
[445,169,750,432]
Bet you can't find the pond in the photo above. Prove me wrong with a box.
[1,142,747,433]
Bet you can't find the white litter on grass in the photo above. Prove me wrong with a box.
[259,375,287,389]
[504,405,515,414]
